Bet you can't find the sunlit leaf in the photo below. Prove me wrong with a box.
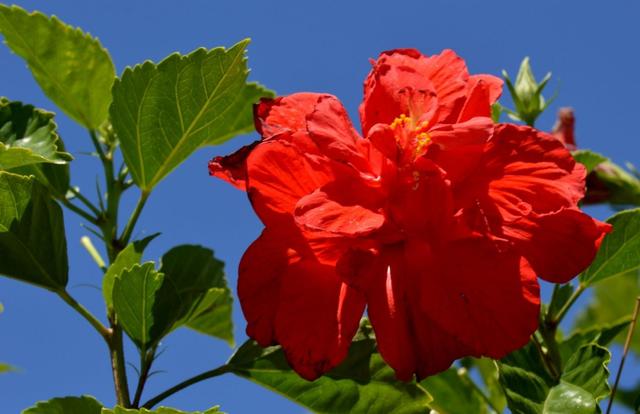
[102,406,221,414]
[420,367,488,414]
[102,234,159,312]
[499,343,610,414]
[576,270,640,354]
[227,320,431,414]
[580,209,640,286]
[0,172,67,290]
[0,5,115,129]
[22,395,103,414]
[110,40,273,191]
[0,98,71,170]
[572,150,608,173]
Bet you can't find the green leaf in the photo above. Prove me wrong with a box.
[0,362,15,373]
[474,358,507,413]
[580,209,640,286]
[110,39,273,191]
[499,343,611,414]
[102,407,221,414]
[112,262,177,351]
[112,245,232,351]
[576,270,640,354]
[159,245,233,346]
[102,234,159,312]
[0,171,68,290]
[420,367,488,414]
[572,150,608,174]
[0,5,115,129]
[560,319,630,363]
[22,395,103,414]
[0,98,71,170]
[227,320,431,414]
[547,283,575,320]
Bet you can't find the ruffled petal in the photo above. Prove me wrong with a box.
[503,208,612,283]
[239,227,366,380]
[359,49,438,135]
[254,93,323,138]
[410,238,540,378]
[426,117,494,183]
[456,124,587,229]
[275,258,366,380]
[468,74,503,104]
[246,140,334,225]
[306,95,372,173]
[295,186,385,237]
[208,141,258,190]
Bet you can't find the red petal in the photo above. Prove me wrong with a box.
[306,95,372,172]
[275,258,366,380]
[410,239,540,378]
[239,227,366,380]
[503,208,612,283]
[457,124,586,221]
[246,140,334,225]
[426,117,494,183]
[295,186,385,237]
[254,93,323,138]
[208,141,258,190]
[359,49,438,135]
[468,74,503,104]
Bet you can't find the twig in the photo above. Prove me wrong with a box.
[606,296,640,414]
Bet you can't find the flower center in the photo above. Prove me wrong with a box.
[389,114,432,160]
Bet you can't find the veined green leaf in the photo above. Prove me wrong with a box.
[420,367,488,414]
[572,150,608,173]
[102,233,159,312]
[580,209,640,286]
[499,343,611,414]
[102,406,221,414]
[22,395,103,414]
[111,245,231,351]
[159,245,233,346]
[0,5,115,129]
[0,98,71,170]
[110,40,273,191]
[576,270,640,354]
[112,263,177,351]
[0,171,68,290]
[227,320,431,414]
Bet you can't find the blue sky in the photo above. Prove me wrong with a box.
[1,0,639,413]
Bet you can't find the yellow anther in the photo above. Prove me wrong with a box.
[390,114,410,130]
[415,132,431,154]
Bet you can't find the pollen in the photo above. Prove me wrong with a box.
[390,114,410,130]
[415,132,431,154]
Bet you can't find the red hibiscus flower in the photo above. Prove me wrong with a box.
[210,49,611,381]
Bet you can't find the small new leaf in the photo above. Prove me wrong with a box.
[22,395,103,414]
[0,172,68,290]
[110,39,273,191]
[572,150,608,174]
[0,5,115,129]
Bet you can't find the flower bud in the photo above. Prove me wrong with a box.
[502,57,554,126]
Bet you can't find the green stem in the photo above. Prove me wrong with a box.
[551,284,586,327]
[142,365,229,409]
[119,190,150,246]
[69,186,102,216]
[132,347,157,408]
[56,289,110,341]
[109,324,132,407]
[59,197,99,225]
